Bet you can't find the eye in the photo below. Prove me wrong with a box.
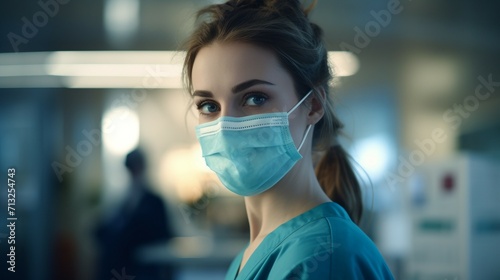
[244,94,268,106]
[196,101,219,115]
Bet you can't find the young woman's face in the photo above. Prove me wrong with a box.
[191,41,310,142]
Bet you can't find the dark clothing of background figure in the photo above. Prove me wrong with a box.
[94,183,174,280]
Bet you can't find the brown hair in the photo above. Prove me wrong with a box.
[182,0,363,223]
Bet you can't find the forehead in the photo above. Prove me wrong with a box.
[191,41,294,91]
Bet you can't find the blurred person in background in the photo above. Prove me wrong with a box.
[94,149,174,280]
[183,0,394,279]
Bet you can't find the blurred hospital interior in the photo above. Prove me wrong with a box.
[0,0,499,279]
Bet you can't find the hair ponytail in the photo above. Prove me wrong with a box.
[315,144,363,224]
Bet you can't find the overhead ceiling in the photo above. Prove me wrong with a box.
[1,0,499,53]
[1,0,499,132]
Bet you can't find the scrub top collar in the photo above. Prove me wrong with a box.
[229,202,349,280]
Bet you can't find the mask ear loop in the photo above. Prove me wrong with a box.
[287,89,314,151]
[287,89,313,115]
[297,124,312,151]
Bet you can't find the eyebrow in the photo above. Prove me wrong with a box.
[231,79,274,93]
[192,79,275,97]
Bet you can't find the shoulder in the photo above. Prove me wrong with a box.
[270,207,394,279]
[276,205,375,261]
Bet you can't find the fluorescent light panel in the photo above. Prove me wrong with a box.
[0,51,358,88]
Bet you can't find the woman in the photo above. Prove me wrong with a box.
[183,0,394,279]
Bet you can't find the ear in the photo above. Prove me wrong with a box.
[307,88,325,125]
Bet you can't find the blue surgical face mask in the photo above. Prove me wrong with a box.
[195,90,313,196]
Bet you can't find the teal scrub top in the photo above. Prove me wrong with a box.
[225,202,394,280]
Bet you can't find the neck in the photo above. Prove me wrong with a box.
[243,156,331,242]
